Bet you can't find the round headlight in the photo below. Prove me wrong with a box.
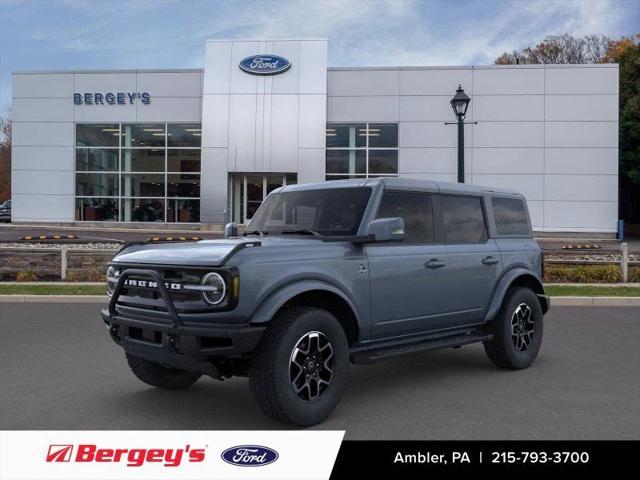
[106,266,119,297]
[201,272,226,305]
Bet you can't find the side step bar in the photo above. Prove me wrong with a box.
[350,331,492,364]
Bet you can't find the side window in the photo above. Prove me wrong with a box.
[376,191,434,244]
[441,195,487,244]
[492,197,530,235]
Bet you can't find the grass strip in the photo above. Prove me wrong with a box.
[0,284,105,295]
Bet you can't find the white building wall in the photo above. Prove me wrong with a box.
[11,69,203,222]
[11,56,618,233]
[327,64,619,233]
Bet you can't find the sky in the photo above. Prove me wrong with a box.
[0,0,639,116]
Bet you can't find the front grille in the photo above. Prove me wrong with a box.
[112,266,213,314]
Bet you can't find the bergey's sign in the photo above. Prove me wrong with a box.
[239,55,291,75]
[74,92,151,105]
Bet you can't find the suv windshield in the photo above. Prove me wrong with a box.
[246,187,372,237]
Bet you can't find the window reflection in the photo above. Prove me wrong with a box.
[167,174,200,197]
[168,124,201,147]
[326,122,398,180]
[167,150,200,173]
[121,124,166,147]
[75,123,202,222]
[121,199,165,222]
[75,149,118,172]
[76,124,120,147]
[75,173,119,197]
[75,198,119,221]
[167,199,200,223]
[121,174,165,197]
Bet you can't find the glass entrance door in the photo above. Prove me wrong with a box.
[230,173,297,224]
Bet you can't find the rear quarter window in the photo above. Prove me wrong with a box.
[492,197,530,235]
[440,195,488,244]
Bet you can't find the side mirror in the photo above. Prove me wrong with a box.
[224,222,238,238]
[365,217,405,242]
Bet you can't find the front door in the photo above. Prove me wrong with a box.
[366,191,453,339]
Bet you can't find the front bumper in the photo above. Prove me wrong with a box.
[102,267,264,378]
[102,309,265,377]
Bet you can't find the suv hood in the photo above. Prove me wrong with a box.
[112,236,322,267]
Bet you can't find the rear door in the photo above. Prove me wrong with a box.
[439,194,502,326]
[366,190,451,339]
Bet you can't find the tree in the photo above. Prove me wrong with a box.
[0,116,10,203]
[495,34,611,65]
[495,33,640,228]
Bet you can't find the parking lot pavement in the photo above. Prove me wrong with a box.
[0,303,638,439]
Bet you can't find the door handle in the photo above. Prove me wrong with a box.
[425,259,446,269]
[482,256,500,265]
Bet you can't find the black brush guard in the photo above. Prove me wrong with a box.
[102,268,264,378]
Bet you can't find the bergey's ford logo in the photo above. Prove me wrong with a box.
[239,55,291,75]
[221,445,279,467]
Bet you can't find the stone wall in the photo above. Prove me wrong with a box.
[0,248,115,281]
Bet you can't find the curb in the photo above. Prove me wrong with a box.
[550,296,640,306]
[1,295,639,306]
[0,295,106,303]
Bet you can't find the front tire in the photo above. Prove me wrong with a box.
[249,307,349,427]
[483,287,543,369]
[126,353,201,390]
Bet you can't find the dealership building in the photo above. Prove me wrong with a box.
[11,38,619,232]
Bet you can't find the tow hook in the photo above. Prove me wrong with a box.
[167,335,179,351]
[108,325,121,342]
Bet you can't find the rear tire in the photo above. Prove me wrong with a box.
[249,307,349,427]
[483,287,543,369]
[126,353,201,390]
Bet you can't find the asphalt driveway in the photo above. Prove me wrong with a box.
[0,302,638,439]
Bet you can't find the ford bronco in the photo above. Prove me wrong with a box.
[102,178,549,426]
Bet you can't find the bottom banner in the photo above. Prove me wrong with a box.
[0,430,344,480]
[2,432,637,478]
[330,440,639,477]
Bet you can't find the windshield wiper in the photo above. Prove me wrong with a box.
[280,228,321,236]
[243,229,267,236]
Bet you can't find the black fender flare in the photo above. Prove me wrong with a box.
[485,268,548,322]
[248,279,361,327]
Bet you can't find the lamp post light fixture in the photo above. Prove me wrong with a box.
[447,84,473,183]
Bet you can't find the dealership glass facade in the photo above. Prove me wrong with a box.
[75,123,201,222]
[325,123,398,180]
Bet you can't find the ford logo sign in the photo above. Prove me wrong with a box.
[221,445,279,467]
[239,55,291,75]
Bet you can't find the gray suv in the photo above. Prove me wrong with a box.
[102,178,549,426]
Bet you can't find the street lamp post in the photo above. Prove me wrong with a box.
[448,85,472,183]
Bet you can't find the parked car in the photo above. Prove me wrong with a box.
[102,178,549,426]
[0,200,11,222]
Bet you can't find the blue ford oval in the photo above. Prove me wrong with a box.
[239,55,291,75]
[221,445,279,467]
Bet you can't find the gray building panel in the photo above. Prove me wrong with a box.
[398,68,473,95]
[544,65,619,94]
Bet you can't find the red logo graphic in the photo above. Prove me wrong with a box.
[45,444,205,467]
[46,445,74,462]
